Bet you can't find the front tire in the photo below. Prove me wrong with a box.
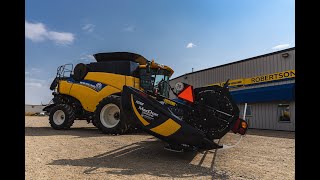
[49,104,75,130]
[94,95,129,134]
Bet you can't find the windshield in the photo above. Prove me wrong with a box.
[139,68,170,98]
[153,73,170,97]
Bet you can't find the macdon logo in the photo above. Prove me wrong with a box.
[138,106,159,117]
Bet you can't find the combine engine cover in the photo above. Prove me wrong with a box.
[121,84,248,151]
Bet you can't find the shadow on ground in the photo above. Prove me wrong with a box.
[49,139,229,179]
[246,129,295,139]
[25,126,147,138]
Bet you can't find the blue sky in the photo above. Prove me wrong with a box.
[25,0,295,105]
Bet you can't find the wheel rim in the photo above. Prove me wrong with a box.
[53,110,65,125]
[100,104,120,128]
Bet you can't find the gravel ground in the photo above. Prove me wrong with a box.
[25,116,295,180]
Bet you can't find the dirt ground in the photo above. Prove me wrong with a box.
[25,116,295,180]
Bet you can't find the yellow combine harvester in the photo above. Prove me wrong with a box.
[44,52,173,134]
[44,52,247,151]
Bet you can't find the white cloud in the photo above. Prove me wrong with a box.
[123,25,135,32]
[25,21,47,42]
[186,42,196,48]
[47,31,74,45]
[25,86,52,105]
[25,20,75,45]
[272,44,290,50]
[26,82,43,88]
[82,24,95,32]
[25,78,47,88]
[80,54,95,62]
[25,68,42,76]
[31,67,41,73]
[25,78,53,104]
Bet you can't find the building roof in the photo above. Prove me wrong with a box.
[170,47,295,81]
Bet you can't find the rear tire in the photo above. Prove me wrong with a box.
[49,104,75,130]
[94,95,129,134]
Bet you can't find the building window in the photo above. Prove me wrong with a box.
[245,105,252,117]
[278,104,290,122]
[240,104,252,118]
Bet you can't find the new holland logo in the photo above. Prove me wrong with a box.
[95,83,102,91]
[80,81,96,89]
[79,81,104,91]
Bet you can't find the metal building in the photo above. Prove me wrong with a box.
[169,47,295,131]
[25,104,46,114]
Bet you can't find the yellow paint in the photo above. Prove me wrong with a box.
[135,56,148,65]
[220,78,245,87]
[131,94,150,126]
[249,69,295,84]
[134,78,140,89]
[57,65,174,113]
[139,65,147,68]
[57,71,143,112]
[207,69,295,88]
[69,84,121,112]
[68,72,129,112]
[139,60,174,77]
[243,78,253,85]
[150,60,174,76]
[96,86,121,105]
[69,83,98,112]
[85,72,126,90]
[206,83,221,87]
[58,80,73,94]
[163,99,176,106]
[150,118,181,136]
[125,76,135,87]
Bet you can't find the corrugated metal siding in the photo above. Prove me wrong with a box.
[170,49,295,97]
[169,49,295,131]
[238,101,295,131]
